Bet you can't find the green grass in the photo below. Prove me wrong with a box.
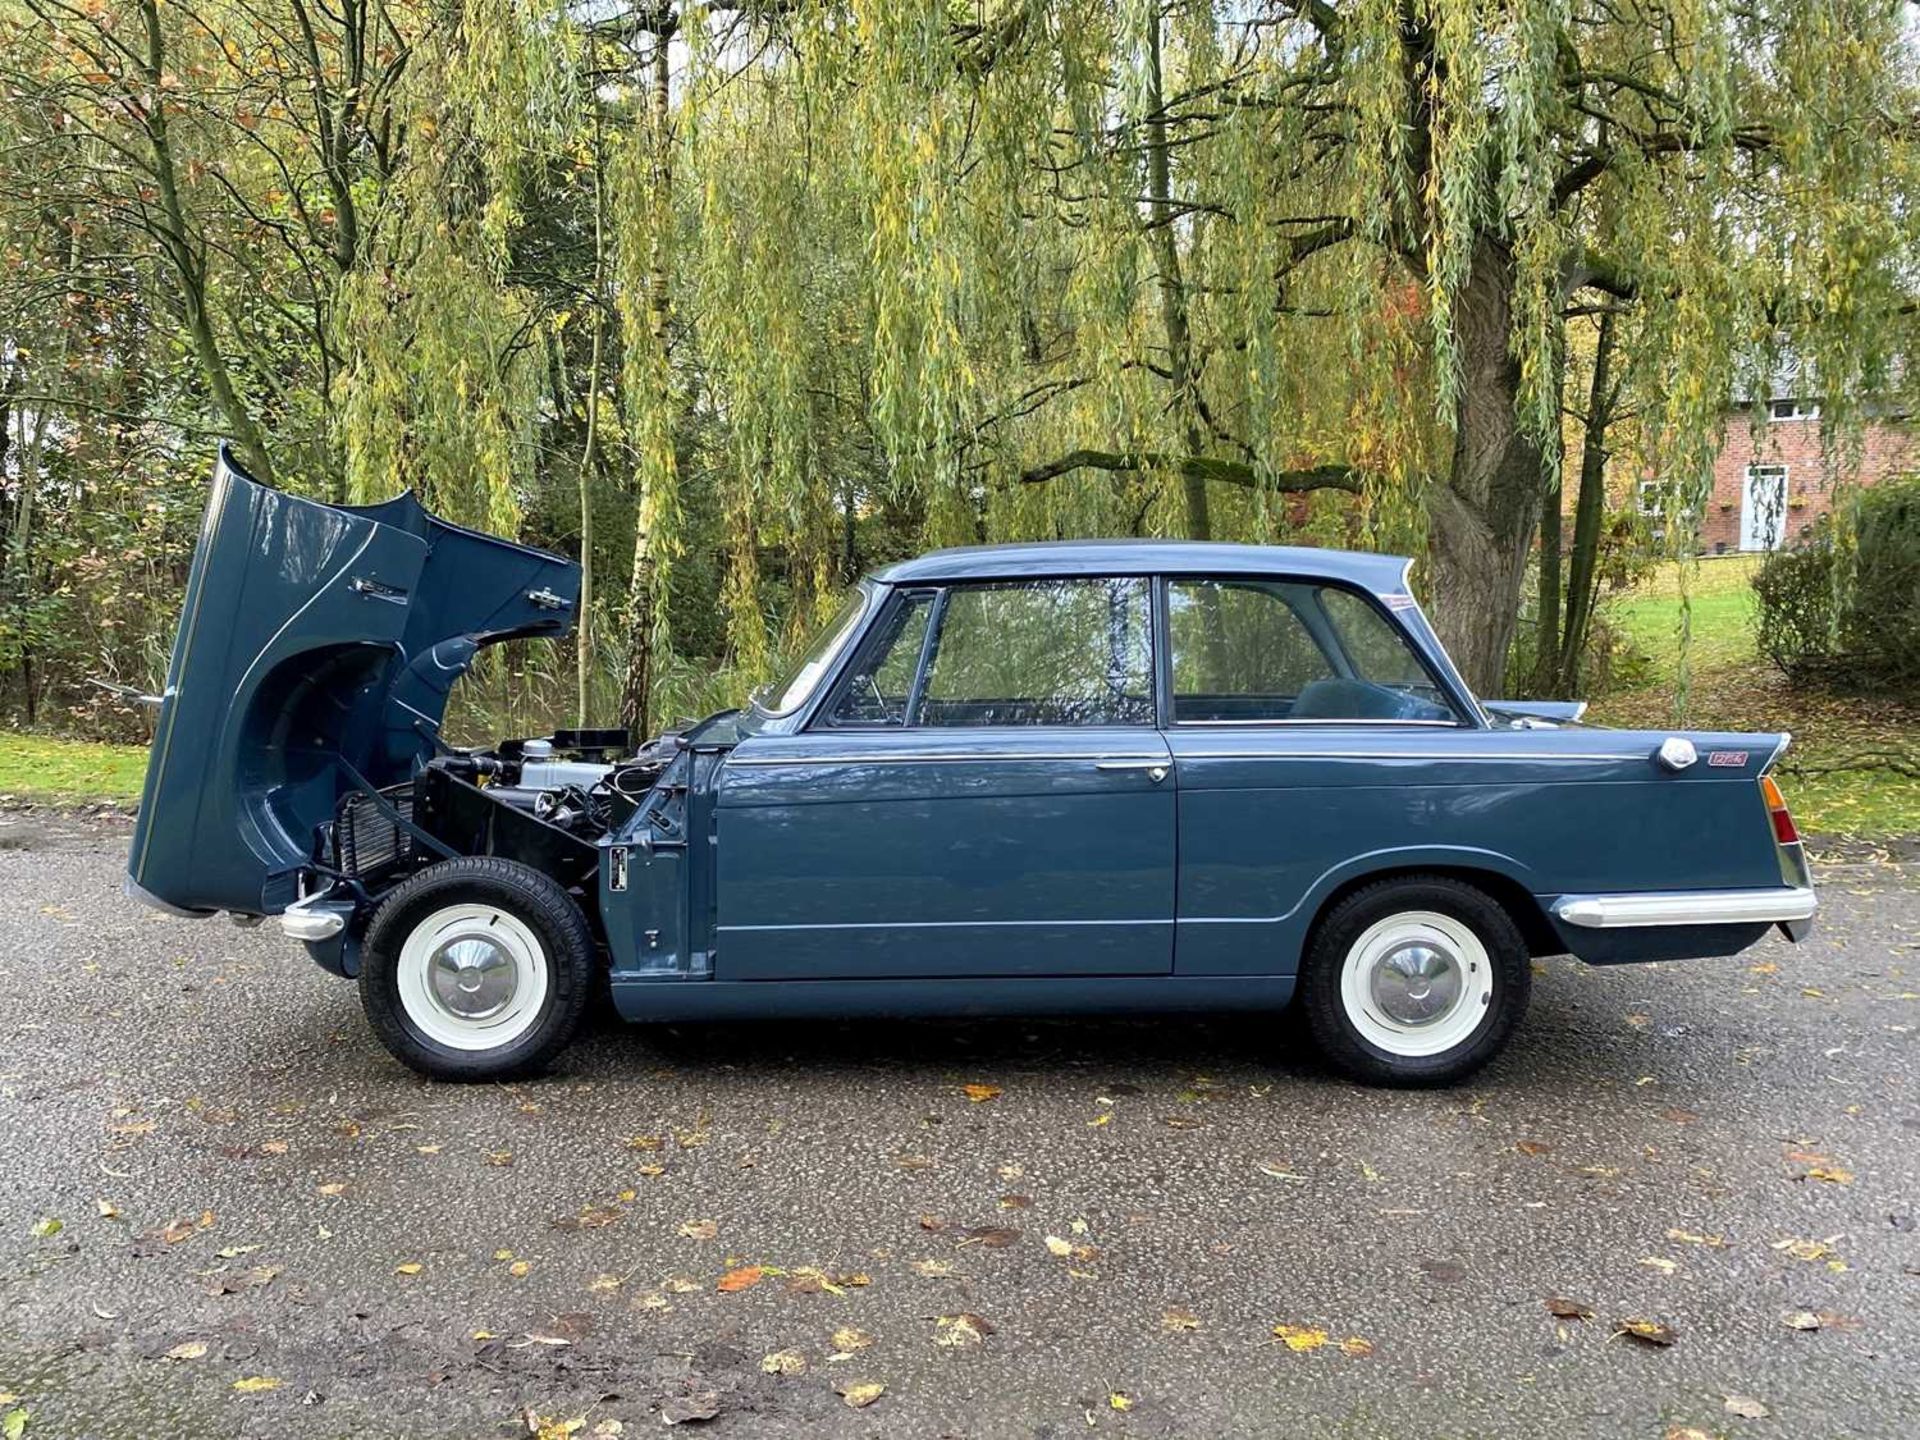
[0,733,149,804]
[1588,555,1920,842]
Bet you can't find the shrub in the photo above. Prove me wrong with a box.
[1753,475,1920,692]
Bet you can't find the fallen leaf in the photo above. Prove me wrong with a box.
[831,1326,874,1353]
[165,1340,210,1361]
[1044,1235,1073,1258]
[1340,1336,1374,1357]
[487,1151,515,1167]
[962,1084,1001,1103]
[232,1376,281,1393]
[911,1258,956,1278]
[1161,1307,1200,1333]
[759,1349,807,1376]
[509,1261,531,1278]
[678,1219,718,1241]
[1780,1309,1822,1331]
[933,1313,993,1347]
[95,1199,120,1221]
[716,1266,765,1293]
[589,1273,623,1294]
[1665,1228,1726,1248]
[1545,1297,1594,1320]
[28,1218,61,1239]
[1614,1318,1677,1347]
[1723,1394,1770,1419]
[1802,1167,1853,1185]
[659,1392,720,1425]
[1109,1392,1133,1411]
[1272,1323,1328,1352]
[953,1226,1020,1248]
[1515,1139,1551,1156]
[1640,1256,1679,1274]
[839,1382,885,1409]
[316,1182,347,1197]
[2,1409,24,1440]
[395,1262,423,1276]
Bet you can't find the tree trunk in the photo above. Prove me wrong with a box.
[1422,236,1547,697]
[575,36,606,730]
[1558,306,1618,696]
[1533,450,1563,695]
[617,21,674,738]
[1141,13,1211,541]
[137,0,276,485]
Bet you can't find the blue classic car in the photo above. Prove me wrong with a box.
[128,449,1816,1085]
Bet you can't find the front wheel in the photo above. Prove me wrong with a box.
[359,857,596,1081]
[1300,876,1531,1087]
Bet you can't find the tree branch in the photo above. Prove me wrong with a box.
[1018,449,1358,493]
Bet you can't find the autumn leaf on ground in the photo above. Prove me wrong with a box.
[839,1382,885,1409]
[1044,1235,1072,1258]
[1640,1256,1679,1274]
[1545,1297,1594,1320]
[911,1258,956,1278]
[760,1349,807,1376]
[659,1392,720,1425]
[395,1261,423,1276]
[1272,1324,1328,1352]
[317,1182,347,1197]
[831,1326,874,1353]
[28,1218,60,1239]
[1340,1336,1374,1357]
[933,1313,992,1347]
[1665,1228,1726,1247]
[1799,1166,1853,1185]
[1781,1309,1822,1331]
[1515,1139,1551,1156]
[1724,1395,1770,1419]
[232,1377,281,1393]
[716,1266,767,1293]
[1109,1393,1133,1411]
[2,1409,24,1440]
[953,1226,1019,1248]
[94,1199,120,1221]
[961,1084,1001,1103]
[164,1340,209,1361]
[1613,1318,1677,1347]
[677,1219,718,1241]
[1161,1307,1200,1333]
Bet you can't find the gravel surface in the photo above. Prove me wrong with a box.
[1,808,1915,1440]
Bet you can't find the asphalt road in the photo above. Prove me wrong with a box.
[0,810,1915,1440]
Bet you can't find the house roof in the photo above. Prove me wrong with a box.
[870,539,1414,593]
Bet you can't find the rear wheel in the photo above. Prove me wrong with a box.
[1300,876,1530,1087]
[359,857,596,1080]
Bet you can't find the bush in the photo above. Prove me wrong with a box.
[1753,475,1920,692]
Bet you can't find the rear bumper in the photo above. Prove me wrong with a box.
[1551,887,1817,929]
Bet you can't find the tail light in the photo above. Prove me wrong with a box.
[1759,775,1799,846]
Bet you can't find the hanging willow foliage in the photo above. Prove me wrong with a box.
[9,0,1908,731]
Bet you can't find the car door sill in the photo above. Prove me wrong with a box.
[609,975,1297,1023]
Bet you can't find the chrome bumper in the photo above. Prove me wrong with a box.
[1552,887,1818,930]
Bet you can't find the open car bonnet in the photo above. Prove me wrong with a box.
[127,447,579,917]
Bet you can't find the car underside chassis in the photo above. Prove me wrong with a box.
[290,728,679,979]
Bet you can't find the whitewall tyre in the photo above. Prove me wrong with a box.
[360,857,595,1081]
[1301,876,1530,1087]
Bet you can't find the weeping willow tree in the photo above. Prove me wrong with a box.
[12,0,1907,734]
[588,0,1914,706]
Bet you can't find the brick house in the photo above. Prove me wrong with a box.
[1644,394,1913,554]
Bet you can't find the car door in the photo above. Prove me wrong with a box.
[714,576,1176,980]
[1160,576,1477,976]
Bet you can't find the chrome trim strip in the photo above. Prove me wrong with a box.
[1552,887,1817,930]
[727,751,1165,767]
[718,917,1174,933]
[1182,749,1610,762]
[1172,718,1464,728]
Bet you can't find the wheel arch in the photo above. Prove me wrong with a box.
[1300,855,1561,961]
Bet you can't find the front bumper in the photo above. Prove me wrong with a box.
[1551,886,1818,930]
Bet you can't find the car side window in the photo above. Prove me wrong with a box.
[824,591,935,727]
[1168,579,1460,724]
[918,579,1153,727]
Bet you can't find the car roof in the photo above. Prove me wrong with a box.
[870,539,1413,593]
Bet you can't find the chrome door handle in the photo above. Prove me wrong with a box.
[1095,759,1168,783]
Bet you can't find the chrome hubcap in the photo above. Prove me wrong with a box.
[1369,942,1464,1027]
[428,935,518,1021]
